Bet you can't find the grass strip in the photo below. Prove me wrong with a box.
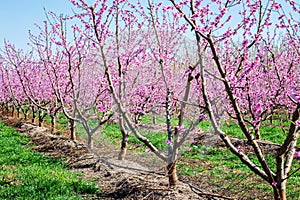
[0,121,99,200]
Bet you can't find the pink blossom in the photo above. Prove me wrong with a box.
[195,0,203,8]
[173,12,184,19]
[190,138,195,143]
[242,39,249,48]
[162,5,174,12]
[254,102,263,116]
[271,3,282,10]
[145,149,151,154]
[186,147,191,152]
[166,140,172,145]
[290,89,300,103]
[95,132,101,136]
[278,14,285,20]
[199,114,207,120]
[176,126,184,131]
[195,26,202,32]
[272,182,277,187]
[294,151,300,158]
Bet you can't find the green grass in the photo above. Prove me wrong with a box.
[259,125,287,144]
[75,117,170,152]
[140,115,179,126]
[220,119,297,144]
[180,145,300,199]
[0,121,99,200]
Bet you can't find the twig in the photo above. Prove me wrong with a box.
[188,183,236,200]
[283,166,300,181]
[142,191,153,199]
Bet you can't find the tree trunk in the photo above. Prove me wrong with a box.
[118,134,128,160]
[134,114,139,124]
[5,104,9,113]
[273,183,287,200]
[279,189,286,200]
[273,187,280,200]
[152,116,156,124]
[50,115,55,134]
[70,119,76,140]
[87,134,93,149]
[38,116,43,127]
[24,112,28,120]
[38,110,44,127]
[278,181,287,200]
[118,116,129,160]
[167,162,178,186]
[255,129,261,140]
[11,107,14,117]
[21,108,27,120]
[32,108,36,123]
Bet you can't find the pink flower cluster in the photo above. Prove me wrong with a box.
[294,151,300,158]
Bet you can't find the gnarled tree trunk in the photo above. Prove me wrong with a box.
[50,115,56,134]
[167,162,178,186]
[70,119,76,140]
[118,116,129,160]
[87,134,93,149]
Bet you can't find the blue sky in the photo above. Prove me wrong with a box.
[0,0,150,51]
[0,0,74,50]
[0,0,159,52]
[0,0,297,51]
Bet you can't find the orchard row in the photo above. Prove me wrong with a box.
[0,1,299,199]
